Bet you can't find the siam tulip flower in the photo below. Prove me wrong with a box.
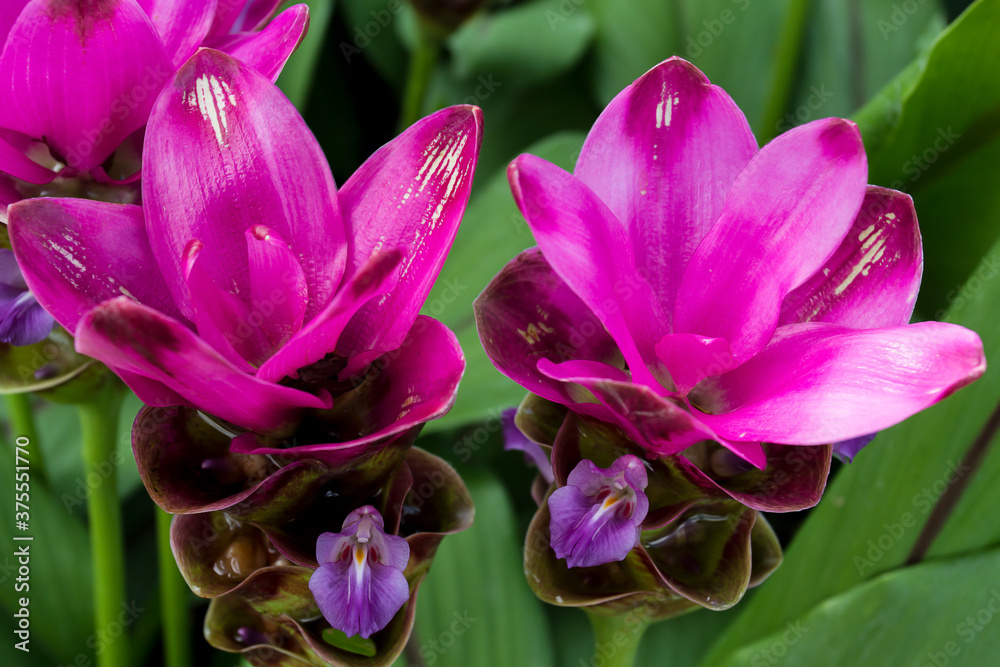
[9,48,483,447]
[0,0,308,186]
[476,56,985,473]
[517,409,784,616]
[548,455,648,568]
[142,403,474,665]
[0,249,52,345]
[309,506,410,639]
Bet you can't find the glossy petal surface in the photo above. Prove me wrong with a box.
[674,119,868,364]
[337,106,482,362]
[143,48,344,320]
[575,57,757,325]
[8,198,181,333]
[697,322,985,445]
[0,0,172,170]
[75,297,327,432]
[779,186,922,329]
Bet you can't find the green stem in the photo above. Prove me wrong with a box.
[5,393,44,482]
[586,610,650,667]
[758,0,812,142]
[157,507,192,667]
[398,24,441,132]
[79,381,128,667]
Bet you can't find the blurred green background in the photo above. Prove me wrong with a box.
[8,0,1000,665]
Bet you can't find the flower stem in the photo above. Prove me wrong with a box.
[157,507,192,667]
[758,0,811,142]
[586,610,650,667]
[78,381,128,667]
[5,393,44,482]
[398,22,441,132]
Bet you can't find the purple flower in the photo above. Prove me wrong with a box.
[476,57,985,469]
[0,0,307,183]
[9,49,482,443]
[0,248,53,345]
[502,407,554,484]
[308,506,410,639]
[548,455,649,568]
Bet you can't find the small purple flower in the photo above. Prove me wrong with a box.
[0,249,52,345]
[834,433,877,463]
[548,455,649,568]
[309,506,410,640]
[502,407,554,484]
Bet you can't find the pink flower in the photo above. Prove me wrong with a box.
[9,49,483,452]
[0,0,308,183]
[476,57,985,469]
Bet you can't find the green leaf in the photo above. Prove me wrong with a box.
[855,0,1000,311]
[701,232,1000,665]
[588,0,811,137]
[0,327,95,396]
[276,0,337,110]
[340,0,412,90]
[448,0,595,90]
[395,470,554,667]
[0,441,94,665]
[716,547,1000,667]
[322,628,378,657]
[421,132,585,432]
[587,0,681,105]
[787,0,945,131]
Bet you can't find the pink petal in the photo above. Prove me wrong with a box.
[474,248,624,406]
[673,118,868,364]
[7,198,182,333]
[209,0,283,36]
[654,333,735,395]
[117,369,188,407]
[183,239,262,370]
[235,316,464,457]
[508,154,666,389]
[136,0,216,65]
[779,186,922,328]
[143,48,345,322]
[0,129,55,184]
[574,57,757,325]
[245,225,307,351]
[205,3,309,82]
[256,247,404,384]
[696,322,986,445]
[335,105,483,359]
[0,1,29,44]
[0,0,172,170]
[537,358,766,469]
[76,296,329,432]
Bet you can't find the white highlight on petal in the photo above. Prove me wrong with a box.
[185,74,238,147]
[833,223,889,296]
[655,83,678,129]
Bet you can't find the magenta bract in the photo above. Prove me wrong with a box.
[476,57,985,468]
[0,0,307,184]
[9,49,483,448]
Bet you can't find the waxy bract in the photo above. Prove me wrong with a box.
[477,57,985,468]
[0,0,308,185]
[10,49,482,452]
